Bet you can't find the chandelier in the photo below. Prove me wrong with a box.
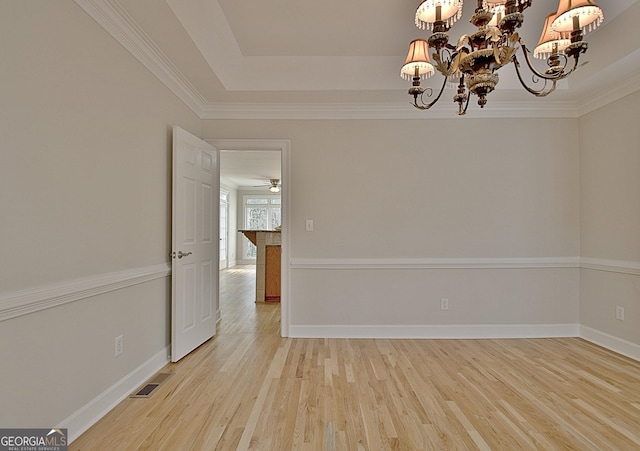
[401,0,604,115]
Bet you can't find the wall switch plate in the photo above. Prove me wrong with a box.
[305,219,314,232]
[440,298,449,311]
[115,335,124,356]
[615,306,625,321]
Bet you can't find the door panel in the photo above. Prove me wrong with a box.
[171,126,219,362]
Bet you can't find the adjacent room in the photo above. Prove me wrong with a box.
[1,0,639,448]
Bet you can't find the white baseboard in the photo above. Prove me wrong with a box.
[580,325,640,362]
[289,323,580,339]
[60,346,170,444]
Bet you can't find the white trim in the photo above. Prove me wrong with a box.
[61,346,170,444]
[290,257,581,270]
[206,138,291,337]
[199,100,580,120]
[289,324,580,339]
[580,326,640,362]
[73,0,207,117]
[4,257,632,324]
[576,57,640,117]
[0,263,171,322]
[580,257,640,276]
[290,257,640,273]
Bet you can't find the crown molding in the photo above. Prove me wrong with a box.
[73,0,208,117]
[199,100,580,120]
[577,69,640,117]
[74,0,636,121]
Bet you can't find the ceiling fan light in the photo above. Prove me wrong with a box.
[401,39,435,81]
[268,178,281,193]
[552,0,604,35]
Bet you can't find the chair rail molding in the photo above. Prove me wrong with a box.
[290,256,581,270]
[0,263,171,322]
[580,257,640,276]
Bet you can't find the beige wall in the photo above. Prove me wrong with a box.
[203,118,581,330]
[203,119,580,258]
[0,2,200,428]
[579,90,640,345]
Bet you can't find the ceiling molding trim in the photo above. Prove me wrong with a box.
[577,70,640,117]
[200,101,579,120]
[71,0,590,121]
[73,0,207,117]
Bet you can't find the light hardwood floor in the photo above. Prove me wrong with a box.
[71,266,640,450]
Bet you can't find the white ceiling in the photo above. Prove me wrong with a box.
[75,0,640,186]
[167,0,635,94]
[83,0,640,109]
[220,150,281,190]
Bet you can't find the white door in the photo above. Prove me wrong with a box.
[171,126,219,362]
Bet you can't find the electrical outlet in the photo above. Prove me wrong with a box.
[441,298,449,311]
[615,306,625,321]
[305,219,314,232]
[115,335,124,356]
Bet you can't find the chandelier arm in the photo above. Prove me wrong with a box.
[458,88,471,116]
[512,54,558,97]
[517,43,579,82]
[411,73,449,110]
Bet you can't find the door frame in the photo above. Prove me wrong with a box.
[219,189,230,270]
[206,138,290,337]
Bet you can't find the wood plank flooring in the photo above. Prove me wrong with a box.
[71,266,640,450]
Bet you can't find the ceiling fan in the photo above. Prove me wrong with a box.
[254,178,281,193]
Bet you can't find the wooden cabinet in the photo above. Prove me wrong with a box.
[265,245,281,301]
[239,230,281,302]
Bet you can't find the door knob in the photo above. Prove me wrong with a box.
[177,251,192,259]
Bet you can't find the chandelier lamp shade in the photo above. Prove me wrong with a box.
[401,0,604,115]
[533,11,570,60]
[401,39,435,81]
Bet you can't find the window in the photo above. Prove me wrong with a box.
[243,195,281,259]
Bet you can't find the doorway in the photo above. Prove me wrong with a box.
[207,139,290,338]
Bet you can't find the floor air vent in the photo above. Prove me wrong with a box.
[130,373,172,398]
